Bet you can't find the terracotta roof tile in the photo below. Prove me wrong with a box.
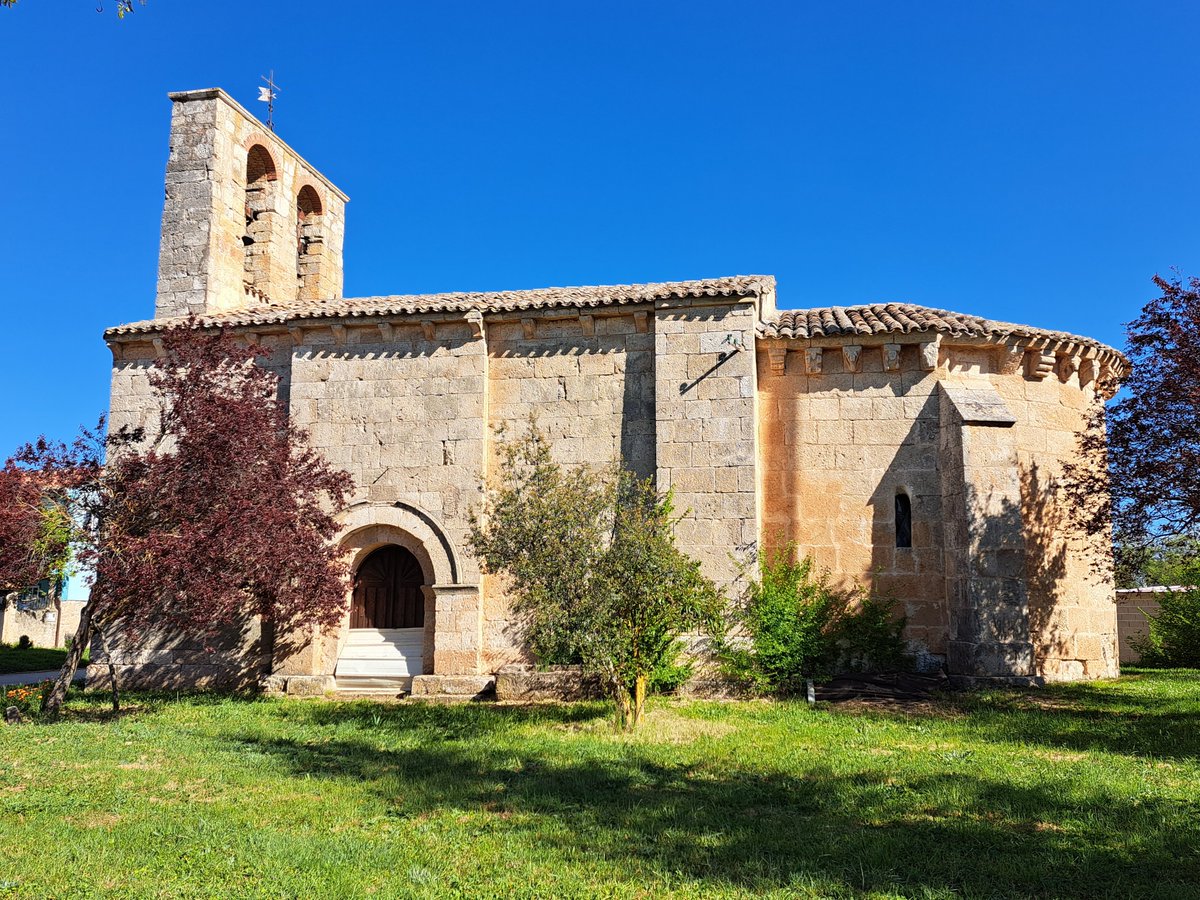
[105,275,776,337]
[757,302,1121,357]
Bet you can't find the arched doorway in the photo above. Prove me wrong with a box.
[335,545,429,687]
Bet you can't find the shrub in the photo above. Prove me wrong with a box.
[1134,587,1200,668]
[720,544,909,694]
[16,635,31,651]
[835,591,910,674]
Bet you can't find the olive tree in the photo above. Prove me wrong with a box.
[468,420,722,729]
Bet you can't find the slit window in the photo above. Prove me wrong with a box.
[895,492,912,549]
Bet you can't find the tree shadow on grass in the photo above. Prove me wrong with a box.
[230,703,1200,899]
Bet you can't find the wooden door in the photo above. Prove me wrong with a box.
[350,546,425,630]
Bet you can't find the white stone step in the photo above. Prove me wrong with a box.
[336,658,421,676]
[335,674,414,694]
[343,628,424,647]
[336,628,424,677]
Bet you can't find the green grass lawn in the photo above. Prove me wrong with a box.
[1,670,1198,899]
[0,642,70,674]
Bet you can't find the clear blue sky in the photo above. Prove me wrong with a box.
[2,1,1198,457]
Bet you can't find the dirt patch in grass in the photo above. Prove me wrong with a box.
[559,707,736,743]
[79,812,122,829]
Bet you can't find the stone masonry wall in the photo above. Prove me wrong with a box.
[992,361,1118,680]
[287,319,489,674]
[655,299,759,590]
[1114,588,1165,665]
[482,308,657,671]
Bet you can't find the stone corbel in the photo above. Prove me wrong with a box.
[244,330,259,346]
[1056,353,1078,383]
[998,343,1026,375]
[579,313,595,337]
[378,322,394,342]
[420,320,436,341]
[767,345,788,376]
[521,318,536,340]
[289,326,305,346]
[465,310,484,339]
[108,341,123,361]
[1079,357,1097,389]
[918,337,941,372]
[151,337,165,358]
[330,323,347,345]
[883,343,902,372]
[1026,351,1056,381]
[842,344,863,374]
[804,347,823,375]
[633,311,650,333]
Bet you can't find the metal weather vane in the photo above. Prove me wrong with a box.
[258,71,280,131]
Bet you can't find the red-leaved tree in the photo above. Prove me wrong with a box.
[10,325,353,718]
[0,466,49,595]
[1065,273,1200,585]
[0,432,96,617]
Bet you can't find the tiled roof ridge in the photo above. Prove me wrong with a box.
[758,301,1123,358]
[105,275,775,337]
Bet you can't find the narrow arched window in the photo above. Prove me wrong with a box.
[296,185,324,300]
[895,491,913,549]
[243,144,278,291]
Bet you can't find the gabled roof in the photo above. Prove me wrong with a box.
[104,279,1124,370]
[105,275,776,337]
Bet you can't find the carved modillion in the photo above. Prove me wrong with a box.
[883,343,902,372]
[842,344,862,373]
[804,347,823,375]
[918,337,941,372]
[767,345,788,376]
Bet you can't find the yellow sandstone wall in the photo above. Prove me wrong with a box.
[758,335,1118,680]
[758,339,948,666]
[994,359,1118,680]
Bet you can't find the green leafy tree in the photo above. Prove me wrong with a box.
[467,422,612,665]
[587,477,723,727]
[468,420,722,729]
[1115,534,1200,589]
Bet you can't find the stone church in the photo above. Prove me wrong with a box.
[98,88,1126,695]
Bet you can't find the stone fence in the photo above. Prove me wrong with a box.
[1114,587,1180,664]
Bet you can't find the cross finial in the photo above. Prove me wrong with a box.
[257,70,280,131]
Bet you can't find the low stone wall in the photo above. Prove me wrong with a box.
[494,665,602,702]
[1115,587,1171,664]
[87,617,269,692]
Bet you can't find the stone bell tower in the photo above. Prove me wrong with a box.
[154,88,348,320]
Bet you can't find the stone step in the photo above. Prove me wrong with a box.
[335,674,414,694]
[408,674,496,702]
